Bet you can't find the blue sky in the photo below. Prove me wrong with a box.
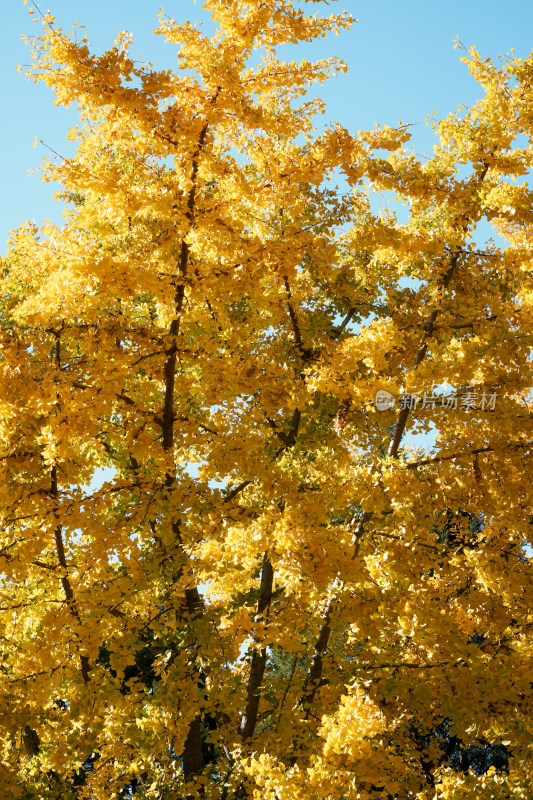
[3,0,533,252]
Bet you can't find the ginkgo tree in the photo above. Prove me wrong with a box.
[1,0,532,798]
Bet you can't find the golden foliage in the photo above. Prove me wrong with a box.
[1,3,533,799]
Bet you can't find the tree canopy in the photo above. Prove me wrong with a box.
[1,1,532,798]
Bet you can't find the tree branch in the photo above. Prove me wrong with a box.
[50,334,90,685]
[283,275,313,359]
[238,553,274,740]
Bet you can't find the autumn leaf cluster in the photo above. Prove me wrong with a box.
[0,1,532,798]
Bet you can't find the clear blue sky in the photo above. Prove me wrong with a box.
[2,0,533,251]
